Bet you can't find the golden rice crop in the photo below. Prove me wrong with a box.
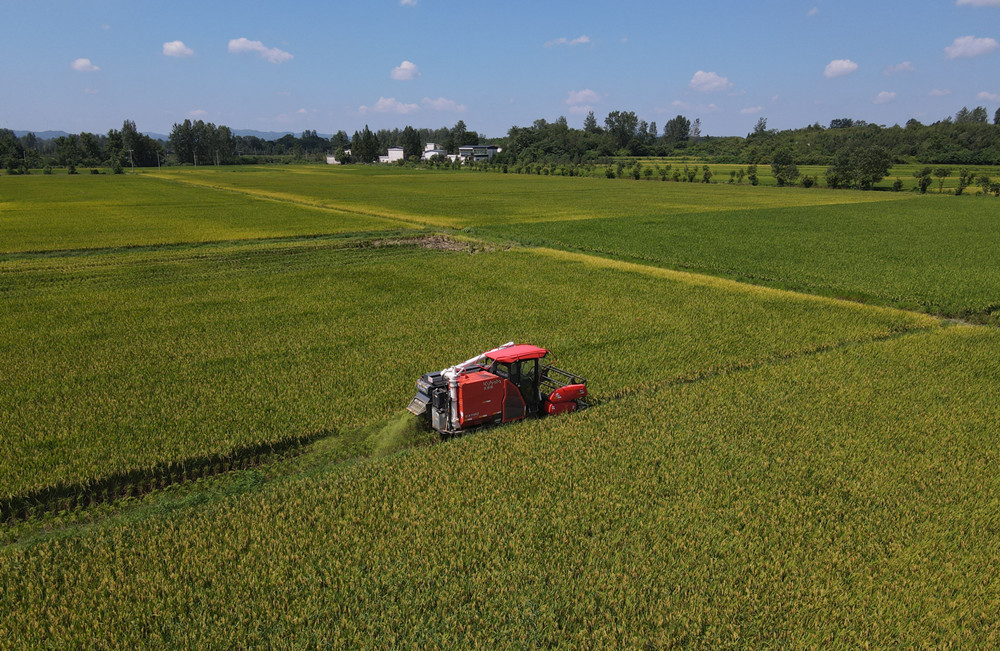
[1,327,996,646]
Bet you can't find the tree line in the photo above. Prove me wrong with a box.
[4,105,999,177]
[1,121,164,174]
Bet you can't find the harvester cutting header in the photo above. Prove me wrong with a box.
[407,342,588,436]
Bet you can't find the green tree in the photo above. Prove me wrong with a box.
[55,134,82,167]
[978,174,992,194]
[770,148,799,186]
[583,111,600,134]
[956,168,975,195]
[751,117,772,137]
[746,164,758,186]
[604,110,639,150]
[913,167,932,194]
[351,125,379,163]
[826,143,892,190]
[662,115,691,144]
[170,120,196,164]
[330,130,350,151]
[851,145,893,190]
[956,106,988,124]
[933,167,951,193]
[401,126,422,161]
[995,108,1000,126]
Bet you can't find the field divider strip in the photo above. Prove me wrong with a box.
[145,172,447,230]
[529,246,945,326]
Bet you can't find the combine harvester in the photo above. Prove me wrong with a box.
[407,342,588,436]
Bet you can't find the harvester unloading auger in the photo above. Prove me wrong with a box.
[407,342,588,436]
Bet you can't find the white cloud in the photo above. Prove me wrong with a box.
[824,59,858,78]
[544,35,590,48]
[929,88,952,96]
[187,109,208,119]
[957,0,1000,6]
[883,61,913,75]
[978,91,1000,101]
[228,37,293,64]
[71,58,99,72]
[400,0,417,5]
[296,108,308,115]
[671,100,693,110]
[83,88,99,95]
[874,91,896,104]
[740,105,763,115]
[391,60,420,81]
[360,97,420,115]
[807,7,819,16]
[568,105,593,115]
[422,96,466,112]
[163,40,194,57]
[689,70,732,92]
[566,89,601,105]
[945,35,999,59]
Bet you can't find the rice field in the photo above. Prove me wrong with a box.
[1,167,997,645]
[0,237,931,500]
[2,326,997,646]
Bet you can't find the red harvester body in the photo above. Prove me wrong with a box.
[406,342,588,436]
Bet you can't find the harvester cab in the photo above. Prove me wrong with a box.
[406,342,588,436]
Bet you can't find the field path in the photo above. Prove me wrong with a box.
[147,171,442,230]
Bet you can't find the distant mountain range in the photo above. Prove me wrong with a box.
[10,129,328,142]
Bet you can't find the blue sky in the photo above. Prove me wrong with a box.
[2,0,998,137]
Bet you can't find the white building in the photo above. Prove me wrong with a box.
[421,142,448,160]
[378,147,406,164]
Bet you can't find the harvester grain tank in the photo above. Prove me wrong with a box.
[407,342,588,436]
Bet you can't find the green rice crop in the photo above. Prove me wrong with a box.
[1,326,995,646]
[471,195,1000,322]
[146,167,999,321]
[2,165,998,646]
[150,165,898,228]
[0,173,409,253]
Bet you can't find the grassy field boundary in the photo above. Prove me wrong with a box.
[147,171,446,230]
[531,247,943,323]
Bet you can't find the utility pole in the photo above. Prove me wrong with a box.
[127,149,135,174]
